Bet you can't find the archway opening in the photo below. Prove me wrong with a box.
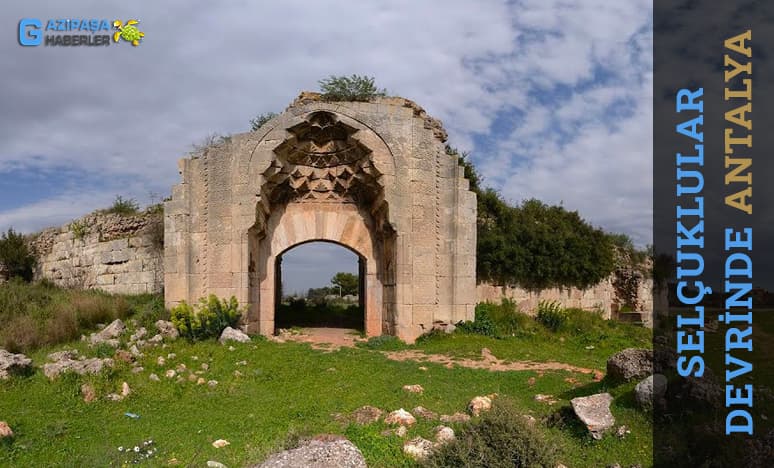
[274,240,365,332]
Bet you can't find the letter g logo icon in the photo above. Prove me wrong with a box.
[19,19,42,46]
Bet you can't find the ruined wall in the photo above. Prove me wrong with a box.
[476,268,654,322]
[30,212,164,294]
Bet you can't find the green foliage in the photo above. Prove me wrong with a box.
[0,228,36,282]
[69,220,89,241]
[318,74,386,101]
[330,272,358,296]
[477,195,615,290]
[536,300,568,332]
[0,280,159,352]
[145,203,164,215]
[250,112,278,131]
[356,335,408,350]
[424,398,559,468]
[170,295,243,341]
[446,145,481,192]
[456,307,497,337]
[456,299,538,339]
[104,196,139,216]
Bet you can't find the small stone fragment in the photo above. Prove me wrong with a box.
[155,320,179,339]
[0,421,13,438]
[385,409,416,426]
[120,382,131,397]
[207,380,218,387]
[434,426,455,445]
[403,437,434,461]
[402,384,424,394]
[467,396,493,416]
[412,406,438,420]
[157,356,166,366]
[219,327,251,344]
[81,383,96,402]
[570,393,616,439]
[165,369,176,378]
[212,439,230,448]
[149,373,160,381]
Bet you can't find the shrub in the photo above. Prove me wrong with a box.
[104,196,139,216]
[455,307,498,337]
[0,228,36,282]
[170,295,243,341]
[357,335,408,351]
[536,300,567,332]
[476,194,615,290]
[0,280,147,352]
[250,112,278,131]
[69,220,89,240]
[318,75,387,101]
[424,398,558,468]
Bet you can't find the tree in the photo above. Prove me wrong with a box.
[0,228,36,282]
[318,75,387,101]
[331,272,359,296]
[250,112,278,131]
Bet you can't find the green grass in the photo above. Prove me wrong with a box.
[0,339,652,467]
[0,285,653,467]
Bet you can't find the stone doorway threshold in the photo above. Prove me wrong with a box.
[271,327,365,351]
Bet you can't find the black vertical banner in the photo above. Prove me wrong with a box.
[654,1,774,466]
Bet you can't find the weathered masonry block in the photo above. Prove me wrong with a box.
[164,94,478,342]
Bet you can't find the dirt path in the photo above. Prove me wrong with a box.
[383,347,599,375]
[276,328,600,376]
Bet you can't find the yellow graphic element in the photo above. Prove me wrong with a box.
[112,19,144,46]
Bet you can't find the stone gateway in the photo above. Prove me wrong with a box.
[164,94,478,342]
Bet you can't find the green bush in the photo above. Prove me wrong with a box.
[170,295,243,341]
[357,335,408,351]
[456,299,537,338]
[104,195,139,216]
[250,112,278,131]
[318,75,386,101]
[536,300,568,332]
[424,398,558,468]
[476,193,615,290]
[0,279,138,352]
[69,220,89,240]
[456,307,498,337]
[0,228,36,282]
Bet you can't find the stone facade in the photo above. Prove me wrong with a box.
[29,212,163,294]
[164,94,478,342]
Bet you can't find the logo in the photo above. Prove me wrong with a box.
[112,20,144,46]
[17,18,144,47]
[18,19,42,46]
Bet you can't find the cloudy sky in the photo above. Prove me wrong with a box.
[1,1,652,293]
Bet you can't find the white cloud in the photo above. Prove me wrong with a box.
[0,0,653,248]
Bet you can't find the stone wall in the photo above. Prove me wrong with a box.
[29,212,164,294]
[476,268,654,321]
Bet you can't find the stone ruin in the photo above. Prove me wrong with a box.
[164,94,478,342]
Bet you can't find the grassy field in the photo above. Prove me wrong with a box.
[0,285,654,467]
